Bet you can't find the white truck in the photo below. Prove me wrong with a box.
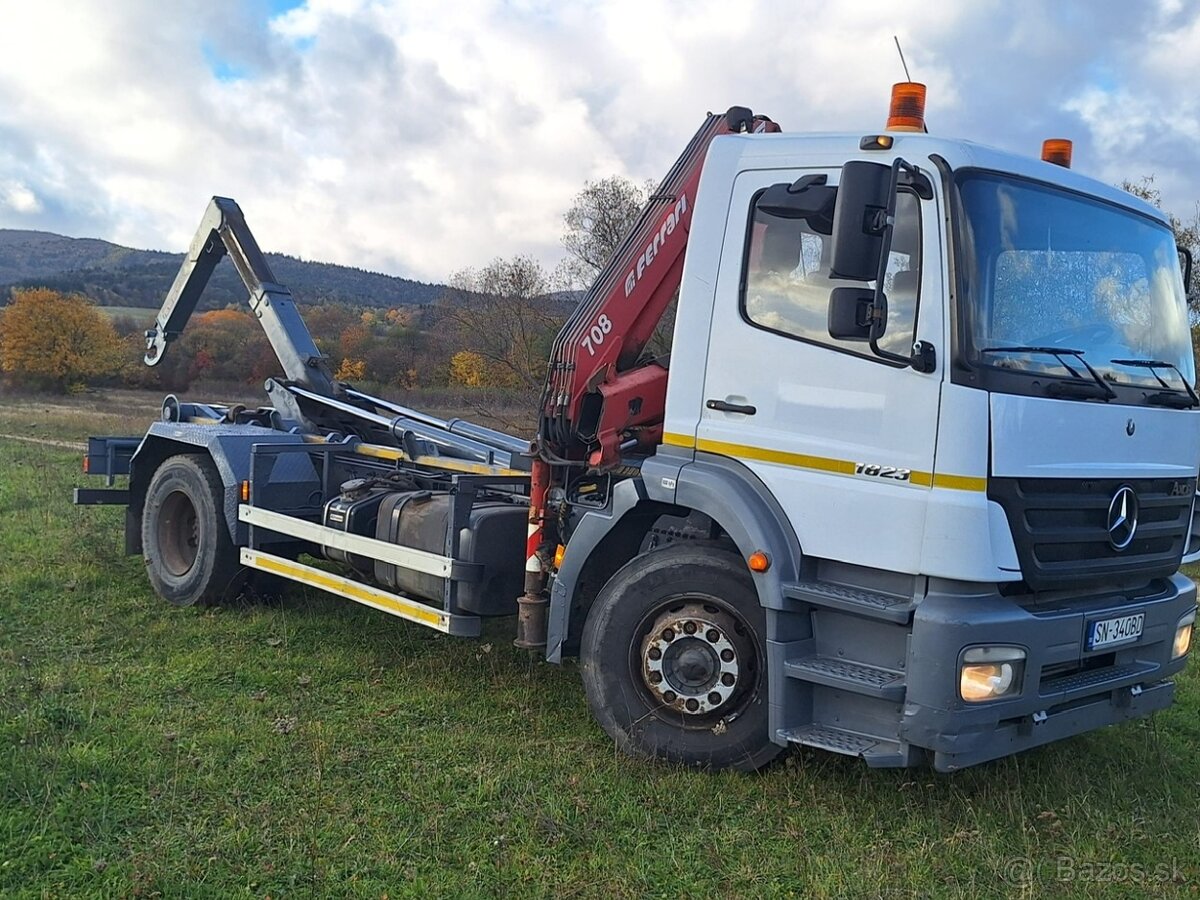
[78,85,1199,771]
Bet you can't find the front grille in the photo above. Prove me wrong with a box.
[989,476,1194,591]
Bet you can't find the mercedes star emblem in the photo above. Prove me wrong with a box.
[1107,485,1139,551]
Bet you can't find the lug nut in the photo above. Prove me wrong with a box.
[706,629,720,643]
[720,649,735,662]
[685,698,700,712]
[661,628,675,642]
[683,621,697,635]
[649,671,663,684]
[648,646,662,661]
[721,673,735,686]
[708,692,722,705]
[663,690,677,703]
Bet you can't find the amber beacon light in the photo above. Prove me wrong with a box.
[1041,138,1073,168]
[886,82,927,132]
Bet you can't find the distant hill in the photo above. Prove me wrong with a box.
[0,229,447,310]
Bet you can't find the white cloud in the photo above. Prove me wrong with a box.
[1060,1,1200,210]
[1,181,41,214]
[0,0,1196,282]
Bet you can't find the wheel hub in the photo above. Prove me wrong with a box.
[159,490,200,577]
[641,603,742,716]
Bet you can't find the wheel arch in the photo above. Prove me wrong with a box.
[546,452,803,662]
[126,421,306,553]
[547,478,677,662]
[671,451,804,602]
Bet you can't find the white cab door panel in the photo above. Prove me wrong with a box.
[695,167,944,574]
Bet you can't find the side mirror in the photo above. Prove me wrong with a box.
[755,175,838,233]
[828,287,886,342]
[829,161,892,281]
[1180,246,1193,295]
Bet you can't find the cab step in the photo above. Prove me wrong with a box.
[780,724,909,767]
[783,655,906,701]
[782,580,915,623]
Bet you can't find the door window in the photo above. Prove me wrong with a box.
[741,190,922,358]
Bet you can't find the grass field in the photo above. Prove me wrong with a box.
[96,305,157,324]
[1,393,1199,897]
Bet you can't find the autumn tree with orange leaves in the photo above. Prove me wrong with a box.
[0,288,126,391]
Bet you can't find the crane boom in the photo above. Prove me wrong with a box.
[539,106,779,468]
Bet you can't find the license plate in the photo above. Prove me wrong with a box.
[1087,612,1145,650]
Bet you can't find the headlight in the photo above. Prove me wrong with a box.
[959,646,1026,702]
[1173,610,1195,659]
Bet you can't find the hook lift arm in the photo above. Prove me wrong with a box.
[143,196,338,398]
[139,196,528,469]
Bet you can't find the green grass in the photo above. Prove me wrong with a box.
[1,408,1199,897]
[96,306,156,323]
[0,389,162,446]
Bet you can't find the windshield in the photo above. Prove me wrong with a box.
[957,172,1195,391]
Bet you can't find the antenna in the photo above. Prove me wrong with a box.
[893,35,912,82]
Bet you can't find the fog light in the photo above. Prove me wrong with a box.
[1174,610,1195,659]
[959,646,1026,702]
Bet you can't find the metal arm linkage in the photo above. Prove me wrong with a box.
[143,197,531,470]
[143,197,337,397]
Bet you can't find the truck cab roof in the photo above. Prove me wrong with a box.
[703,131,1166,225]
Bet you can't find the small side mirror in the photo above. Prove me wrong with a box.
[755,175,838,233]
[1180,246,1193,294]
[829,161,892,281]
[828,287,886,342]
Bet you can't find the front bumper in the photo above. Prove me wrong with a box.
[903,573,1195,771]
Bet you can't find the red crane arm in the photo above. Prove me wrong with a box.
[538,106,779,469]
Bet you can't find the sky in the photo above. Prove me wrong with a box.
[1,0,1198,283]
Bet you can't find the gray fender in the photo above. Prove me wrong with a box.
[546,476,659,662]
[669,452,803,610]
[128,421,311,547]
[546,450,802,662]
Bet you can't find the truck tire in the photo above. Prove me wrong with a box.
[142,454,238,607]
[580,544,782,771]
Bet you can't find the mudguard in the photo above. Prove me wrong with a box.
[546,450,802,662]
[127,422,313,549]
[668,451,804,609]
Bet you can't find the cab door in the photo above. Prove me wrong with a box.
[695,165,944,574]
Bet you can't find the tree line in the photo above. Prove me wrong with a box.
[0,178,647,394]
[1,174,1198,395]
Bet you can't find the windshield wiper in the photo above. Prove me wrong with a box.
[980,346,1117,401]
[1110,358,1200,408]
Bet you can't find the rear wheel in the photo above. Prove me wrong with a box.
[142,454,238,607]
[580,544,781,771]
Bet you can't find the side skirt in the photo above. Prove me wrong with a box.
[240,548,481,637]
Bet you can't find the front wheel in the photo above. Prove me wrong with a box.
[580,544,782,771]
[142,454,239,607]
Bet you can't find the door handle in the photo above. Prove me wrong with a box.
[706,399,757,416]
